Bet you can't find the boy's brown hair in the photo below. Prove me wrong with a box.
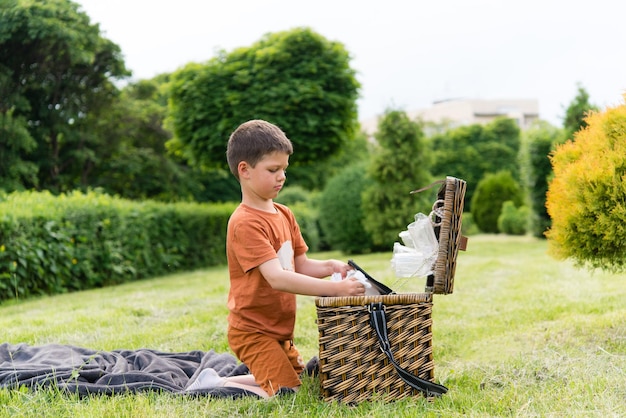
[226,120,294,181]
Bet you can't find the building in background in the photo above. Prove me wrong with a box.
[361,98,540,137]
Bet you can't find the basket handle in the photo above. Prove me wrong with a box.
[368,302,448,396]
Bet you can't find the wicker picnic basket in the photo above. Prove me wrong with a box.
[315,176,467,403]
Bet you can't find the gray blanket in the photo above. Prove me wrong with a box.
[0,343,253,397]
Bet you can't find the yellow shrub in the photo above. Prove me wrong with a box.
[546,95,626,271]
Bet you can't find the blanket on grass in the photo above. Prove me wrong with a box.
[0,343,255,398]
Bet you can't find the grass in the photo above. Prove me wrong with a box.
[1,234,625,417]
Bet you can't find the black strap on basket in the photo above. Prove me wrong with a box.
[368,302,448,396]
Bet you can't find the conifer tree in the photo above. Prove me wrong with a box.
[362,110,432,247]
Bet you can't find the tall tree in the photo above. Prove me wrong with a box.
[362,110,432,248]
[89,76,240,202]
[0,109,38,191]
[168,27,360,190]
[0,0,129,192]
[479,117,521,181]
[562,84,599,140]
[88,77,185,200]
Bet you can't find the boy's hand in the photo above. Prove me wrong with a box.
[327,259,351,278]
[335,277,366,296]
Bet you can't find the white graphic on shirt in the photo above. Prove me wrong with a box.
[277,241,295,271]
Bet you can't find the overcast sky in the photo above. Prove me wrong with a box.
[77,0,626,126]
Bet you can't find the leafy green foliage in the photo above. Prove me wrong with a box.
[0,110,38,190]
[562,84,599,140]
[87,76,216,202]
[519,120,563,237]
[168,27,360,188]
[430,117,521,211]
[88,78,175,197]
[274,186,322,251]
[459,211,480,236]
[0,0,129,192]
[546,98,626,272]
[318,163,374,254]
[274,186,311,206]
[64,75,239,203]
[471,171,523,233]
[289,202,321,253]
[362,110,432,248]
[285,128,372,190]
[497,201,529,235]
[0,190,235,302]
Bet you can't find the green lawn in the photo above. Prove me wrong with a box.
[1,235,624,417]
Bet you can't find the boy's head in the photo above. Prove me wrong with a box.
[227,120,294,181]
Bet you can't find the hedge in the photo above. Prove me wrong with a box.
[0,190,236,302]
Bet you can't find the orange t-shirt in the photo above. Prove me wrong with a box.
[226,203,309,340]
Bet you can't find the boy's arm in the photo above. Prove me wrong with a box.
[259,258,365,297]
[294,253,350,279]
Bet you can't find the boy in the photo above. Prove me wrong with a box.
[187,120,366,398]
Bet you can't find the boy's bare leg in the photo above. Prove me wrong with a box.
[221,375,270,398]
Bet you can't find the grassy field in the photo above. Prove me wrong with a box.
[0,235,624,417]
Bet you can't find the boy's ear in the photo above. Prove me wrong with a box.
[237,161,250,179]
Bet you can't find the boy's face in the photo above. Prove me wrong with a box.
[240,151,289,201]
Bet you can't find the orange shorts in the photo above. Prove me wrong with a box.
[228,325,305,396]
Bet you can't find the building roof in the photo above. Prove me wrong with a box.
[361,98,540,136]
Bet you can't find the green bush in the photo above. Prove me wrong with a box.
[498,201,529,235]
[274,186,311,206]
[471,171,523,233]
[318,163,374,254]
[460,212,480,236]
[0,190,235,302]
[275,186,321,252]
[288,202,320,253]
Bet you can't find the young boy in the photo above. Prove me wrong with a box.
[189,119,365,398]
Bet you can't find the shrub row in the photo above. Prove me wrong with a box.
[0,190,236,302]
[0,172,526,303]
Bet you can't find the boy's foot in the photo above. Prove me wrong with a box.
[305,356,319,377]
[185,368,225,391]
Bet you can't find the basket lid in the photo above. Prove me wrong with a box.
[413,176,467,295]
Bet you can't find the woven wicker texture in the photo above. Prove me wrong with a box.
[316,293,434,403]
[433,176,467,294]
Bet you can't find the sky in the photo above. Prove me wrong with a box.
[76,0,626,127]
